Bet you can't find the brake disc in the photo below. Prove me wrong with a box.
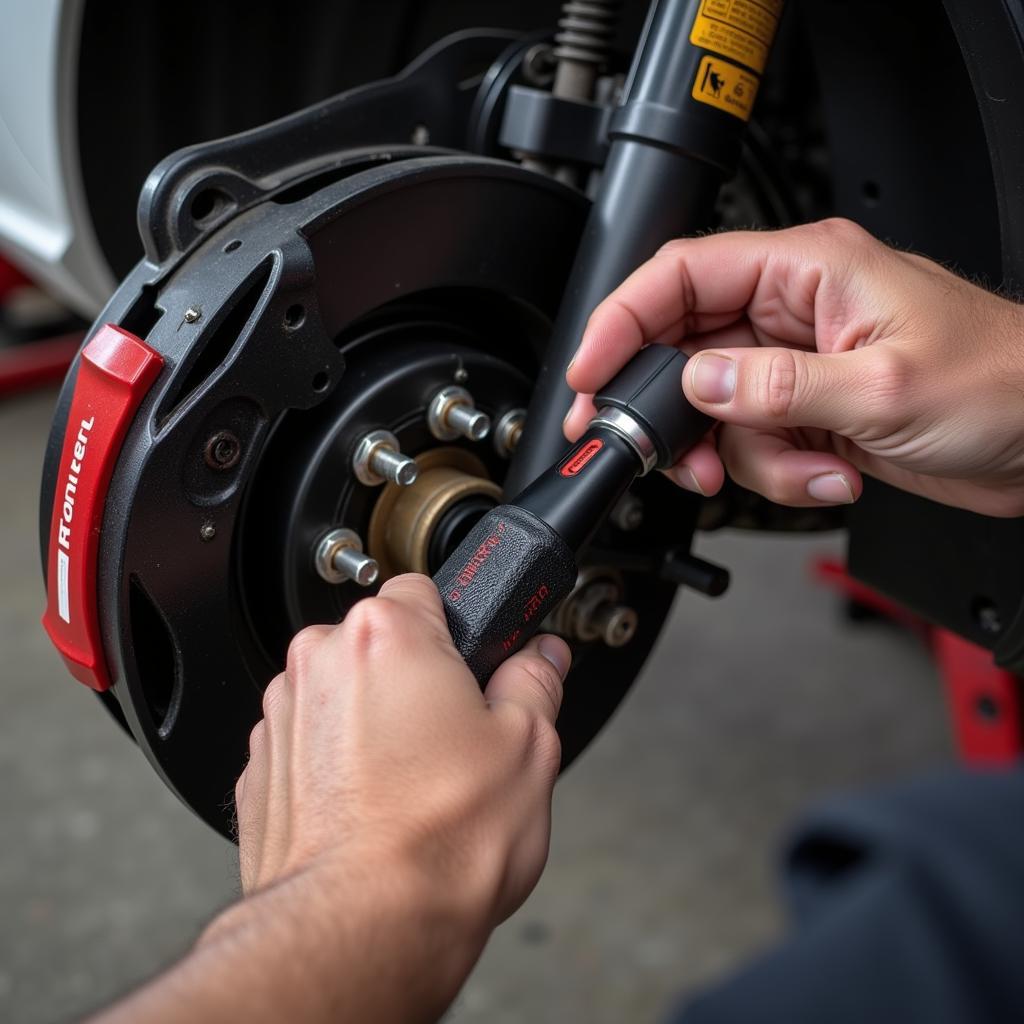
[40,154,690,837]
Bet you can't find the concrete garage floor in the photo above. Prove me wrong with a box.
[1,388,952,1024]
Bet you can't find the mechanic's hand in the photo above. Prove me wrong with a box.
[236,572,570,930]
[565,218,1024,517]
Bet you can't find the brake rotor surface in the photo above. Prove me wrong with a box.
[41,155,688,837]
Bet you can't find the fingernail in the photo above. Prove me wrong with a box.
[691,354,736,404]
[807,472,855,504]
[562,405,573,430]
[672,464,705,496]
[566,348,580,376]
[538,635,572,678]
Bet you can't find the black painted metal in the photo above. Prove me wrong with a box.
[137,30,520,266]
[499,85,612,166]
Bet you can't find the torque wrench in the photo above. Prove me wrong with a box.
[433,344,712,682]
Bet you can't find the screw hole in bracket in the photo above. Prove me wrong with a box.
[284,304,306,331]
[190,187,233,226]
[312,371,330,393]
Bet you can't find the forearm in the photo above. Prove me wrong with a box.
[90,861,486,1024]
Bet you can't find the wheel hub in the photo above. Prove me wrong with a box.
[368,448,502,578]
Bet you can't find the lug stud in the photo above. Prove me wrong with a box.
[493,408,526,458]
[428,385,490,442]
[315,528,379,587]
[353,430,418,487]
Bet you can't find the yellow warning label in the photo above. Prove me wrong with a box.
[691,55,759,121]
[690,0,782,75]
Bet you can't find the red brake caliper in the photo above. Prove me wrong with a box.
[41,325,163,691]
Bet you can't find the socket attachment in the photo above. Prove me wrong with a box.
[428,385,490,442]
[589,406,658,475]
[315,528,379,587]
[352,430,418,487]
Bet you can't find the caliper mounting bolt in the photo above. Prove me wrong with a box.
[204,430,241,471]
[427,385,490,442]
[352,430,418,487]
[315,528,379,587]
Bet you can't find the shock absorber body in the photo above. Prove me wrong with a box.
[434,344,711,682]
[505,0,783,496]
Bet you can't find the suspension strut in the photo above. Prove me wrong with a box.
[505,0,784,495]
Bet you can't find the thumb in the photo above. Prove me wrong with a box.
[682,346,875,434]
[484,635,571,726]
[376,572,461,650]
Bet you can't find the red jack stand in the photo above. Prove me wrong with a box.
[0,256,82,398]
[814,557,1024,766]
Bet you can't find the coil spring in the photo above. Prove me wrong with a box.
[553,0,620,67]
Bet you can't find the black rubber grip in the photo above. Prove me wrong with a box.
[433,504,578,684]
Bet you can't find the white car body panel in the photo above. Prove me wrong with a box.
[0,0,114,315]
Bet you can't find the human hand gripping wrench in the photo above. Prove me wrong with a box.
[433,345,711,682]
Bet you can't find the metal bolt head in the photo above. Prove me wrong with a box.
[555,572,638,648]
[353,430,418,487]
[522,43,556,86]
[204,430,241,470]
[184,306,202,323]
[199,522,216,542]
[493,408,527,459]
[427,385,491,442]
[315,528,379,587]
[597,604,639,648]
